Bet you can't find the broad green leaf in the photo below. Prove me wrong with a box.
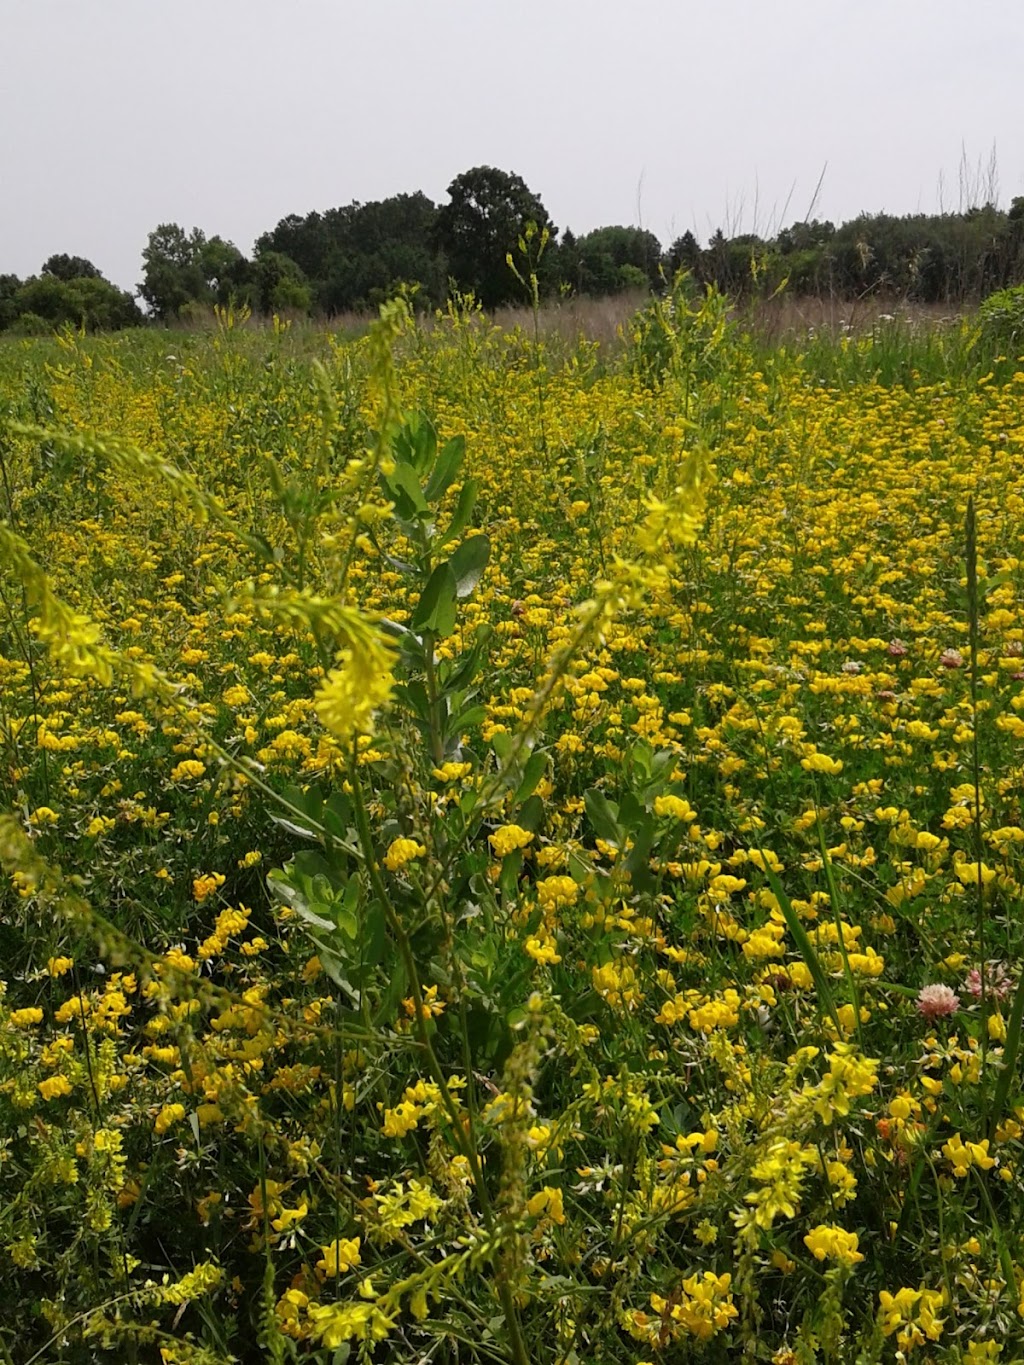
[500,849,524,900]
[517,794,545,832]
[411,562,458,637]
[381,459,428,516]
[436,478,479,548]
[446,702,487,736]
[424,435,465,503]
[584,788,621,845]
[449,534,490,599]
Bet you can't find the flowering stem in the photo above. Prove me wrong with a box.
[346,752,531,1365]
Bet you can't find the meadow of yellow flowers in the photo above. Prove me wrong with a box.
[1,291,1024,1363]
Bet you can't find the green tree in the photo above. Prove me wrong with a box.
[0,274,21,330]
[41,253,102,281]
[666,230,701,279]
[251,250,312,315]
[436,166,556,307]
[11,274,140,331]
[574,225,662,294]
[139,224,210,320]
[256,194,445,314]
[198,236,252,308]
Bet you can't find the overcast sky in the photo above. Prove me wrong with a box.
[3,0,1023,292]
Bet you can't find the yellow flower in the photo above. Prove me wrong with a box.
[317,1238,361,1279]
[942,1134,997,1178]
[38,1074,73,1100]
[271,1201,308,1232]
[801,752,844,776]
[489,824,533,857]
[954,859,997,887]
[170,759,206,782]
[526,1185,566,1224]
[222,684,250,707]
[193,872,226,902]
[8,1007,43,1028]
[308,1300,394,1348]
[154,1103,186,1135]
[654,794,698,821]
[525,935,562,965]
[535,875,579,910]
[315,636,395,739]
[651,1271,737,1341]
[381,1101,422,1138]
[803,1223,864,1265]
[383,837,426,872]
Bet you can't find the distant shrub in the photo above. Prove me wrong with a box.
[978,283,1024,357]
[7,312,50,337]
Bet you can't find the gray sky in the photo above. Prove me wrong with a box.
[3,0,1023,292]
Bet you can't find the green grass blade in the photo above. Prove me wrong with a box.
[761,857,843,1035]
[987,958,1024,1142]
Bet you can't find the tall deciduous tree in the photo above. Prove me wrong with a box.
[139,224,210,319]
[436,166,556,307]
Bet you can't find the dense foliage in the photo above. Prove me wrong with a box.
[8,168,1024,333]
[138,189,1024,322]
[0,255,141,335]
[2,295,1024,1362]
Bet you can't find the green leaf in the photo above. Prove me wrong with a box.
[446,702,487,737]
[322,792,353,841]
[988,966,1024,1141]
[374,959,408,1027]
[436,478,479,548]
[500,848,523,898]
[361,898,388,970]
[491,730,513,762]
[381,459,428,517]
[584,788,621,845]
[393,413,436,473]
[393,679,431,724]
[269,813,320,842]
[761,859,842,1033]
[624,814,656,892]
[443,623,493,693]
[424,435,465,503]
[411,562,458,637]
[449,534,490,599]
[517,794,545,832]
[513,750,547,806]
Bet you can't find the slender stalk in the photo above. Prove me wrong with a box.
[346,752,531,1365]
[966,495,988,1064]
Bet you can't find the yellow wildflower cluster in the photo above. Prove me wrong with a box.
[5,308,1024,1362]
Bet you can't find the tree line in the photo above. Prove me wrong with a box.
[5,165,1024,333]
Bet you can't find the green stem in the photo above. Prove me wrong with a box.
[422,628,445,767]
[966,494,988,1067]
[346,752,531,1365]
